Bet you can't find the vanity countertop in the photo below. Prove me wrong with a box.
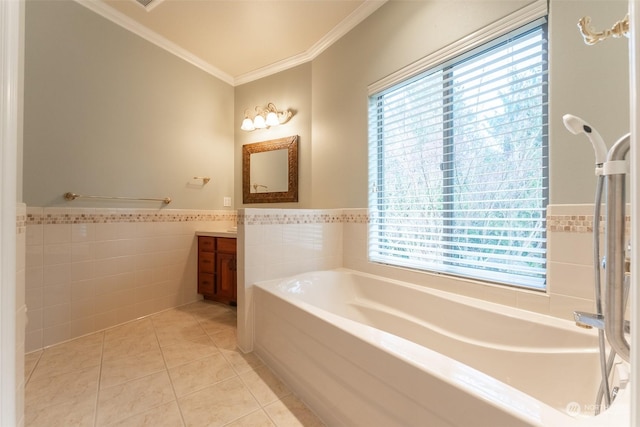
[196,230,237,238]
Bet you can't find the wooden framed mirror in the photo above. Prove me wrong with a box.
[242,135,298,204]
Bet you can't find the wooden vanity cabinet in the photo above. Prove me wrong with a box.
[197,236,237,305]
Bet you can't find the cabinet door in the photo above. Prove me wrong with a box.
[198,273,215,296]
[216,252,237,303]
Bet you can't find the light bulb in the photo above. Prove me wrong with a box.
[265,111,279,127]
[241,117,255,131]
[253,115,267,129]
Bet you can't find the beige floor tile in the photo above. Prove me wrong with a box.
[104,318,155,342]
[109,401,184,427]
[179,377,260,427]
[25,393,96,427]
[169,353,236,397]
[151,308,197,328]
[102,333,160,362]
[100,347,166,389]
[29,342,103,382]
[24,351,42,382]
[240,365,291,406]
[219,348,264,374]
[154,321,207,347]
[23,300,325,427]
[185,301,233,319]
[96,371,175,426]
[197,312,236,335]
[25,365,100,412]
[225,409,276,427]
[264,395,325,427]
[208,329,237,350]
[48,331,105,351]
[161,334,218,368]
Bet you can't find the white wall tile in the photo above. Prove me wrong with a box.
[42,301,71,328]
[43,264,70,286]
[42,283,71,307]
[71,242,95,262]
[25,245,43,268]
[95,223,119,241]
[26,224,43,246]
[71,223,95,242]
[43,224,71,244]
[25,267,43,290]
[43,243,71,266]
[547,261,597,300]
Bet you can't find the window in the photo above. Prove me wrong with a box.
[368,20,548,290]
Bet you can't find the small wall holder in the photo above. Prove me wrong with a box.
[193,176,211,185]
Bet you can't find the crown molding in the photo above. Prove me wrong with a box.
[234,0,387,86]
[76,0,386,86]
[74,0,235,86]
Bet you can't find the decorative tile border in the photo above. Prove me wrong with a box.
[239,209,369,226]
[25,208,237,225]
[19,207,630,233]
[547,214,631,234]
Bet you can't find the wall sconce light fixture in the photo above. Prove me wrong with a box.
[241,102,293,131]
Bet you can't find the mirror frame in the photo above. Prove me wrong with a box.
[242,135,298,204]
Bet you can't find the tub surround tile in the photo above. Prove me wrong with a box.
[549,293,596,321]
[516,291,551,314]
[547,261,597,300]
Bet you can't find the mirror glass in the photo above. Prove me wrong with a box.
[242,135,298,203]
[250,149,289,193]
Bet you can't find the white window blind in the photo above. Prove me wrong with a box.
[368,21,548,290]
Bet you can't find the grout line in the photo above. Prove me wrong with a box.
[155,309,188,427]
[93,331,106,427]
[23,350,43,386]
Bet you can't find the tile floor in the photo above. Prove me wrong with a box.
[24,300,325,427]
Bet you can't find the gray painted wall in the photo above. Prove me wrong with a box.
[24,0,234,209]
[235,64,312,208]
[23,0,630,210]
[236,0,629,208]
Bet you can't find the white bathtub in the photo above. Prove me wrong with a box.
[253,269,631,427]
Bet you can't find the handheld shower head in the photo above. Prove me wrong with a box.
[562,114,608,165]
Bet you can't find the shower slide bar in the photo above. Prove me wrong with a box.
[63,192,172,204]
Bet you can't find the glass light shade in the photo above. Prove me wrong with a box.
[241,117,255,131]
[265,111,279,127]
[253,115,267,129]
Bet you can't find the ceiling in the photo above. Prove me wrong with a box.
[78,0,387,86]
